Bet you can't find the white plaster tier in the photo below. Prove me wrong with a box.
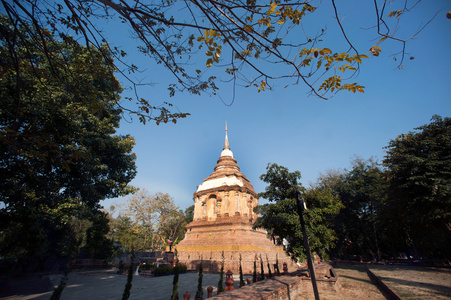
[196,175,243,192]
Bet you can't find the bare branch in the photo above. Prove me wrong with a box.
[0,0,439,121]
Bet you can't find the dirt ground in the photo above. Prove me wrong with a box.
[2,263,450,299]
[296,263,386,300]
[368,264,451,299]
[295,263,451,300]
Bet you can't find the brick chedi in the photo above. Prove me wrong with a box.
[176,124,296,274]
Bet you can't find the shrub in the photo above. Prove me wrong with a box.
[253,257,257,283]
[122,253,135,300]
[195,260,203,299]
[239,254,245,287]
[139,263,154,271]
[218,254,225,293]
[171,262,179,300]
[153,264,187,276]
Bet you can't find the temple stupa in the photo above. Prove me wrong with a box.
[176,124,295,273]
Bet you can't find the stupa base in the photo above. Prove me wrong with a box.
[176,247,297,274]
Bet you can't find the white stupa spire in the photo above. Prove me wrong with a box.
[221,121,233,157]
[224,121,230,150]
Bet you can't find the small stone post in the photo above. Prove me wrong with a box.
[207,286,213,298]
[225,270,235,291]
[183,291,191,300]
[246,278,252,285]
[283,262,288,274]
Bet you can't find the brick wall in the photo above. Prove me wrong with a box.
[177,250,297,274]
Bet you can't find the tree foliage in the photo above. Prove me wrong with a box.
[108,216,140,252]
[254,117,450,262]
[313,117,451,262]
[0,17,137,258]
[109,190,188,251]
[0,0,438,118]
[254,163,342,261]
[83,211,115,259]
[184,204,195,224]
[316,158,387,261]
[382,115,451,259]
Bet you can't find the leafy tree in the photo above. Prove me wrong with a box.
[254,163,342,261]
[316,158,387,261]
[382,115,451,260]
[184,205,195,224]
[108,215,139,252]
[111,190,187,251]
[158,207,188,247]
[1,0,438,119]
[83,211,115,259]
[70,210,95,255]
[0,18,137,259]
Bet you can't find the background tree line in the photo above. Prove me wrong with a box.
[254,115,451,262]
[107,190,194,253]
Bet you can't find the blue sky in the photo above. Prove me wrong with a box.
[102,1,451,210]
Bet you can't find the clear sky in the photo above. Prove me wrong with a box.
[102,1,451,210]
